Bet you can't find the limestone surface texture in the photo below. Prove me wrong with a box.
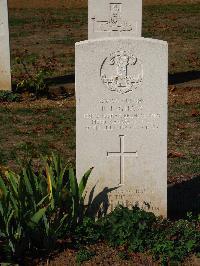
[0,0,11,91]
[76,37,168,217]
[88,0,142,39]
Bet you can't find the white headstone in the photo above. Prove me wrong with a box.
[76,38,168,217]
[88,0,142,39]
[0,0,11,91]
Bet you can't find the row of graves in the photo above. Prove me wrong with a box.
[1,0,171,217]
[76,0,168,217]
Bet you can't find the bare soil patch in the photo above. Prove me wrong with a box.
[34,242,200,266]
[36,243,157,266]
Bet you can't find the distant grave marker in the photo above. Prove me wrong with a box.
[0,0,11,91]
[88,0,142,39]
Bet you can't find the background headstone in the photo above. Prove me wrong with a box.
[0,0,11,91]
[76,38,168,217]
[88,0,142,39]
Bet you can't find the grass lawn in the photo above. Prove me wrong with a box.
[0,2,199,265]
[0,100,76,170]
[2,3,199,182]
[0,87,199,184]
[9,4,200,82]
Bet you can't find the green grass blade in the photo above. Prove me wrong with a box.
[6,209,14,235]
[78,167,93,198]
[69,168,79,223]
[52,152,61,176]
[46,164,55,209]
[22,168,33,196]
[55,213,68,234]
[5,171,19,196]
[28,207,47,229]
[69,168,78,198]
[37,194,49,208]
[0,201,4,217]
[9,193,19,214]
[0,176,8,197]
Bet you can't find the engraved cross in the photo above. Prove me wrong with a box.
[107,135,138,186]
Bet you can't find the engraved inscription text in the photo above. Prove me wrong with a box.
[92,3,135,33]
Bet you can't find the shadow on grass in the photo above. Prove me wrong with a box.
[168,174,200,219]
[44,71,200,87]
[45,74,75,86]
[169,70,200,85]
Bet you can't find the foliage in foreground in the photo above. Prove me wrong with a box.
[76,249,95,265]
[0,91,21,102]
[14,54,54,97]
[0,153,92,261]
[76,207,200,265]
[0,154,200,265]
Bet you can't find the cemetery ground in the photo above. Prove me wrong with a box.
[0,1,200,265]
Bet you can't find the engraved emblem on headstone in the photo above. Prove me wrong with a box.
[107,135,138,185]
[92,3,134,33]
[100,50,143,94]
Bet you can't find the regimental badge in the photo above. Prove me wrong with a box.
[92,3,134,33]
[100,50,143,94]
